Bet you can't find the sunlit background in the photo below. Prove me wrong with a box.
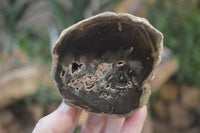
[0,0,200,133]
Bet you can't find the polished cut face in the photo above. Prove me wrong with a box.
[52,12,163,118]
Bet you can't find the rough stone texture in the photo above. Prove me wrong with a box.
[169,103,195,129]
[52,12,163,117]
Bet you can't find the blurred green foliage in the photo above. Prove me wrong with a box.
[48,0,121,31]
[0,0,51,63]
[0,0,121,62]
[146,0,200,87]
[0,0,34,33]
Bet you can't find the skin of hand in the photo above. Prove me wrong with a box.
[32,102,147,133]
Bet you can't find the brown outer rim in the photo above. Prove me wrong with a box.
[51,12,163,118]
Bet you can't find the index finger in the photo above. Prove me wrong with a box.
[32,102,82,133]
[121,106,147,133]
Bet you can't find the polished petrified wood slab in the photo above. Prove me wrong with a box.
[51,12,163,118]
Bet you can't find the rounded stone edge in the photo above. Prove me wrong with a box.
[51,12,164,118]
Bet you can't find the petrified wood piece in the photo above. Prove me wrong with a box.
[51,12,163,117]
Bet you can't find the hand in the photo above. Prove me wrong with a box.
[32,102,147,133]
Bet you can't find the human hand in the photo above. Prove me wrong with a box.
[32,102,147,133]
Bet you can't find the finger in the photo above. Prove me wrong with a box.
[121,105,147,133]
[81,113,108,133]
[33,102,82,133]
[103,117,125,133]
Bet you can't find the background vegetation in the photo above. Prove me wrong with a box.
[1,1,200,132]
[146,0,200,87]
